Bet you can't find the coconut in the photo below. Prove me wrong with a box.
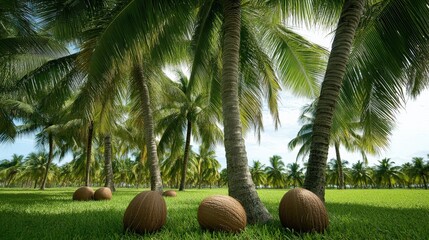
[197,195,247,233]
[94,187,112,200]
[162,190,177,197]
[123,191,167,234]
[72,186,94,201]
[279,188,329,233]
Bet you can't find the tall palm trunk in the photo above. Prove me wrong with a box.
[132,63,163,192]
[40,134,54,190]
[85,120,94,186]
[221,0,271,224]
[103,134,115,191]
[334,142,345,189]
[179,120,192,191]
[303,0,365,201]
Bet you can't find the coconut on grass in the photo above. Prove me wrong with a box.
[197,195,247,233]
[72,186,94,201]
[279,188,329,233]
[123,191,167,234]
[94,187,112,200]
[162,190,177,197]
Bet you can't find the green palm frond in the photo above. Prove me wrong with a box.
[259,24,327,97]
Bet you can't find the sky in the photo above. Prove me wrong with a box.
[1,27,428,169]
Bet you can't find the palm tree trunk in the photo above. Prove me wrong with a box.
[303,0,365,201]
[221,0,271,224]
[335,142,345,189]
[103,134,116,192]
[133,63,163,192]
[179,120,192,191]
[85,121,94,186]
[40,134,54,190]
[423,176,427,189]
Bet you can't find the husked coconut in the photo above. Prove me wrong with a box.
[123,191,167,234]
[94,187,112,200]
[72,186,94,201]
[279,188,329,233]
[198,195,246,232]
[162,190,177,197]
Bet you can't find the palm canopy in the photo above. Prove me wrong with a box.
[188,0,328,135]
[340,0,429,147]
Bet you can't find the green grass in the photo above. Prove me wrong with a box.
[0,188,428,239]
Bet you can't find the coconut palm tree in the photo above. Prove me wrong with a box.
[286,162,304,188]
[350,160,372,188]
[304,0,429,200]
[189,146,221,189]
[326,158,350,189]
[0,154,24,187]
[175,0,328,222]
[265,155,286,188]
[410,157,429,189]
[22,151,49,189]
[374,158,402,188]
[156,71,223,191]
[250,160,266,188]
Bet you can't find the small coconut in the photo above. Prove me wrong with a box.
[72,186,94,201]
[162,190,177,197]
[94,187,112,200]
[279,188,329,233]
[197,195,246,233]
[123,191,167,234]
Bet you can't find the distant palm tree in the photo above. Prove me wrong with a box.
[265,155,286,188]
[286,162,304,188]
[0,154,24,186]
[327,158,350,189]
[350,160,372,188]
[410,157,428,189]
[157,71,222,191]
[22,152,48,189]
[250,161,266,188]
[374,158,402,188]
[190,146,220,189]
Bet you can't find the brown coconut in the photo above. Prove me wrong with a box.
[94,187,112,200]
[123,191,167,234]
[72,186,94,201]
[162,190,177,197]
[197,195,247,233]
[279,188,329,233]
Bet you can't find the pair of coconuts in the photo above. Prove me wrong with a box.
[72,186,112,201]
[123,191,246,234]
[197,188,329,233]
[122,188,329,235]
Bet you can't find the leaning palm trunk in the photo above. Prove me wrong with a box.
[132,64,163,192]
[103,134,115,191]
[85,121,94,186]
[179,120,192,191]
[40,134,54,190]
[334,142,345,189]
[221,0,271,224]
[304,0,365,201]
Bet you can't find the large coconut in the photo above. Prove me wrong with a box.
[197,195,246,233]
[94,187,112,201]
[162,190,177,197]
[72,186,94,201]
[279,188,329,233]
[123,191,167,234]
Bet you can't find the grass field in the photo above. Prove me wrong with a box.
[0,188,428,239]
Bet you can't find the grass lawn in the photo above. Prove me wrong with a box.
[0,188,428,239]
